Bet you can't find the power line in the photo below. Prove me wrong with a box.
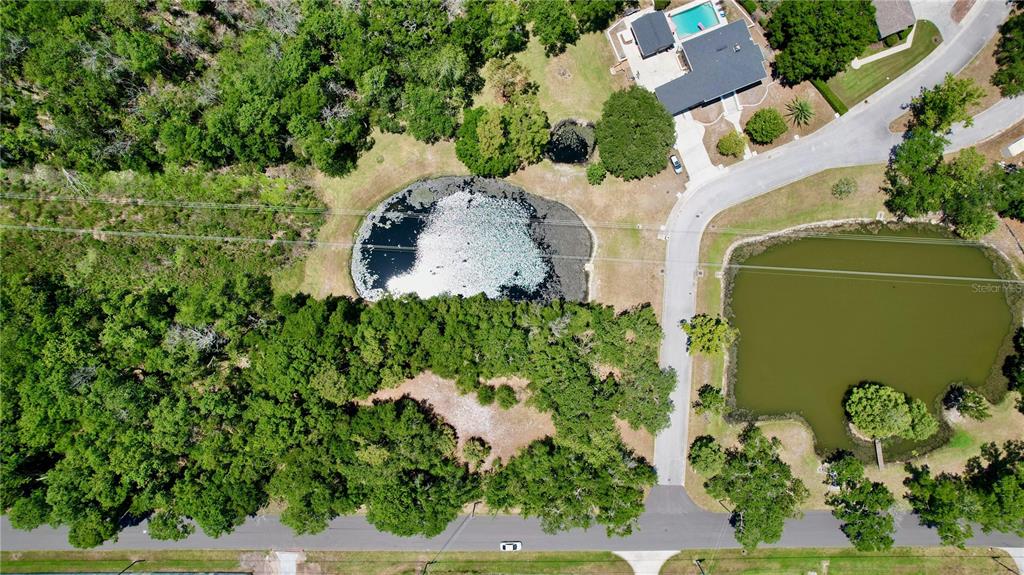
[0,191,999,247]
[3,223,1022,288]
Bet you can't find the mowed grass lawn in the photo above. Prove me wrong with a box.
[660,548,1017,574]
[826,20,942,108]
[0,551,243,573]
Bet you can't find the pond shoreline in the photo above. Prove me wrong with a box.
[351,176,593,302]
[717,219,1022,463]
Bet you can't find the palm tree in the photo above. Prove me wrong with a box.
[785,97,815,127]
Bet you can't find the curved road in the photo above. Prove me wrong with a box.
[3,0,1024,555]
[654,0,1024,486]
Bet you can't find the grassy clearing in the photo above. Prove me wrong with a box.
[479,33,627,122]
[307,551,632,575]
[660,547,1017,574]
[827,20,942,108]
[0,551,243,573]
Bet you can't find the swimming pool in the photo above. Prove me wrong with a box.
[670,2,720,38]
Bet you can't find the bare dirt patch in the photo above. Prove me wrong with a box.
[365,372,553,468]
[615,417,654,462]
[739,81,833,152]
[951,0,977,23]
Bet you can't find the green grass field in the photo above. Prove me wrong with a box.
[660,547,1017,574]
[0,551,243,573]
[826,21,942,108]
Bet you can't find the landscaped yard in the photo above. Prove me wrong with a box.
[660,547,1017,574]
[826,20,942,108]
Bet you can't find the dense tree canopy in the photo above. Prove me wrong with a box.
[595,87,675,180]
[904,440,1024,547]
[909,74,985,134]
[825,453,896,551]
[703,426,809,549]
[883,130,1023,239]
[844,382,938,441]
[993,2,1024,97]
[680,314,738,355]
[765,0,877,84]
[0,0,580,176]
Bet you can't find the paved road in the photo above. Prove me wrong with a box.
[3,487,1022,551]
[653,0,1024,486]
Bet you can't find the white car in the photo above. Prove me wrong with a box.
[499,541,523,551]
[670,154,683,175]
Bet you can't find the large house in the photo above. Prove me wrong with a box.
[655,21,767,115]
[625,11,767,115]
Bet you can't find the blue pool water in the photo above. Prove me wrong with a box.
[670,2,719,37]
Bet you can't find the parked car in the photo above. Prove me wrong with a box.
[499,541,523,551]
[670,154,683,175]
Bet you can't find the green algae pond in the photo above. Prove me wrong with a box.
[726,224,1019,458]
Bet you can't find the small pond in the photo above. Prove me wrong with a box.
[352,176,592,302]
[726,223,1018,458]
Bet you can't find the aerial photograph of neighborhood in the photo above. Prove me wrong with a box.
[1,0,1023,573]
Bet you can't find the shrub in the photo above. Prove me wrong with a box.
[654,0,671,10]
[587,161,607,185]
[883,33,900,48]
[477,384,496,405]
[596,87,675,180]
[785,97,815,126]
[716,131,747,158]
[689,435,725,477]
[495,384,518,409]
[464,437,492,470]
[812,79,849,115]
[739,0,758,14]
[831,176,857,199]
[744,108,788,144]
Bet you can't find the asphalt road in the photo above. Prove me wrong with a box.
[3,486,1023,551]
[653,0,1024,487]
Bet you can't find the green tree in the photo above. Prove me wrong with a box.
[785,97,815,126]
[596,87,675,180]
[765,0,877,84]
[569,0,625,33]
[909,74,986,134]
[706,426,810,549]
[527,0,581,55]
[689,435,726,477]
[844,382,938,441]
[993,6,1024,97]
[456,97,549,177]
[744,108,789,144]
[680,314,738,355]
[402,86,458,143]
[717,131,747,158]
[943,384,991,420]
[825,453,896,551]
[694,384,728,416]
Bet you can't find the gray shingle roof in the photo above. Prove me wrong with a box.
[631,12,674,58]
[872,0,916,38]
[654,21,767,115]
